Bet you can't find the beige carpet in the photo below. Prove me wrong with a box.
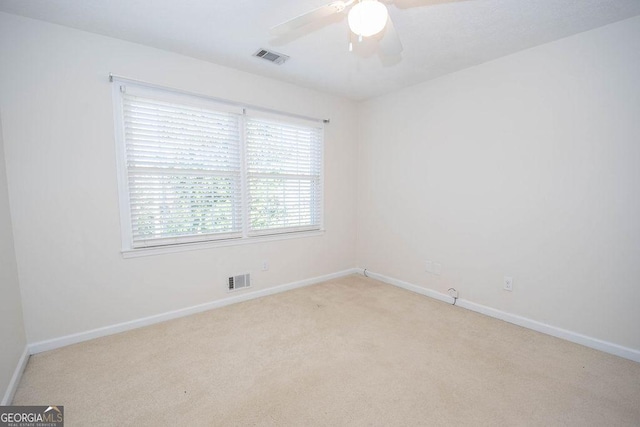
[13,275,640,426]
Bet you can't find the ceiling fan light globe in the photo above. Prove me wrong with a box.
[348,0,388,37]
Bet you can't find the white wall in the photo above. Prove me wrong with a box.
[0,112,27,401]
[357,16,640,351]
[1,10,638,355]
[0,12,358,344]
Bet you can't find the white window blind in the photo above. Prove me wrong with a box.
[113,79,324,253]
[246,117,323,235]
[122,91,242,248]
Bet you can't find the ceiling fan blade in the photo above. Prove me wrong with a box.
[379,16,403,56]
[270,1,346,36]
[393,0,469,9]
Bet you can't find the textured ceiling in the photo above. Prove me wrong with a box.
[1,0,639,100]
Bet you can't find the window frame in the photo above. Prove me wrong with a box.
[111,78,325,258]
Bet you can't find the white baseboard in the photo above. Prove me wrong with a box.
[29,268,359,355]
[362,269,640,363]
[26,267,639,363]
[1,345,29,405]
[362,268,453,304]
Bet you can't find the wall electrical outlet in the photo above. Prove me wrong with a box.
[426,260,442,276]
[425,260,433,273]
[262,260,269,271]
[503,276,513,291]
[433,262,442,276]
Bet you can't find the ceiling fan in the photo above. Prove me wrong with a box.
[270,0,405,56]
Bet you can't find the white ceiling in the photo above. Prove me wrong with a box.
[1,0,639,100]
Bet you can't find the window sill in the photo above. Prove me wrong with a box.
[121,229,326,259]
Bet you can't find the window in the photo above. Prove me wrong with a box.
[245,116,323,235]
[112,79,323,253]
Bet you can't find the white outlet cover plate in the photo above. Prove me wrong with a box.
[425,260,433,273]
[504,276,513,291]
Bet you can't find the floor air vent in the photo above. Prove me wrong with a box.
[228,273,251,291]
[253,48,289,65]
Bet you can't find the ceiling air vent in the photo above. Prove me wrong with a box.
[253,48,289,65]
